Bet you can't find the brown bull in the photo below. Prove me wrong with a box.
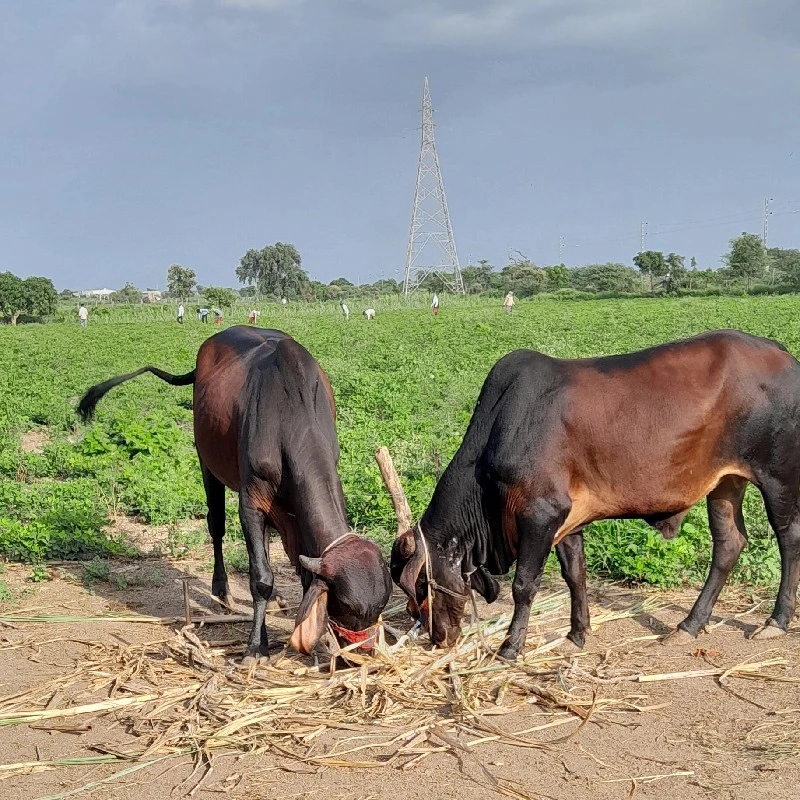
[391,330,800,659]
[79,326,391,663]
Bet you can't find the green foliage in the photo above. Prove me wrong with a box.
[203,287,238,310]
[571,263,639,293]
[0,272,58,324]
[0,271,25,324]
[28,564,50,583]
[725,232,767,289]
[633,251,667,291]
[22,276,58,317]
[0,581,13,603]
[166,264,197,300]
[83,558,127,589]
[236,242,309,300]
[0,296,794,592]
[112,282,141,304]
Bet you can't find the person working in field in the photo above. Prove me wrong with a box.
[198,307,209,323]
[248,309,260,325]
[177,303,184,324]
[503,291,514,313]
[431,293,440,315]
[78,305,88,328]
[214,308,223,325]
[340,299,349,321]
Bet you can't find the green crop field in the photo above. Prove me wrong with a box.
[2,295,799,589]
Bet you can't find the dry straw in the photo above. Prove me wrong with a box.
[0,592,660,793]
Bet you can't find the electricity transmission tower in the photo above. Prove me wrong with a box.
[403,78,464,295]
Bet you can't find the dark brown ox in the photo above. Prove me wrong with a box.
[391,330,800,659]
[79,326,391,663]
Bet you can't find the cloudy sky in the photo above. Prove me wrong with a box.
[2,0,799,290]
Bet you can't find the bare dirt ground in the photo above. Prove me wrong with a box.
[1,541,799,800]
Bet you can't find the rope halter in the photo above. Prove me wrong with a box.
[320,531,383,653]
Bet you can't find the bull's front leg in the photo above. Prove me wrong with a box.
[498,508,559,660]
[239,495,274,665]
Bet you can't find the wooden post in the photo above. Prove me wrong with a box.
[182,578,193,627]
[374,447,413,534]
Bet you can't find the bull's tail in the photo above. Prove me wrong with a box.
[77,367,196,421]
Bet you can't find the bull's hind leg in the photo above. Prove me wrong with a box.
[239,495,274,664]
[498,502,565,660]
[753,485,800,639]
[556,530,590,649]
[200,463,231,608]
[667,476,748,643]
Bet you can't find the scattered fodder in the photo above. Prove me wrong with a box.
[0,592,661,796]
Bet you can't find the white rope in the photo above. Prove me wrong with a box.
[321,531,360,556]
[416,522,435,637]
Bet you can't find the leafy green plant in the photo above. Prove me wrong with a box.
[28,565,50,583]
[83,558,127,589]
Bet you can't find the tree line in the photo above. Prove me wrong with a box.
[13,232,800,324]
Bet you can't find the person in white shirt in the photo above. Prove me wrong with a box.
[503,291,514,313]
[364,308,375,320]
[177,303,184,324]
[431,293,440,316]
[78,305,88,328]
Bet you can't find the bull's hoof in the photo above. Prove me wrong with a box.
[266,593,289,612]
[751,621,787,641]
[566,629,586,650]
[662,626,696,646]
[211,579,234,610]
[559,637,583,654]
[239,651,268,669]
[497,643,520,661]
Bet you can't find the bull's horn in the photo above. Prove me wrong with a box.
[398,529,416,559]
[299,555,324,574]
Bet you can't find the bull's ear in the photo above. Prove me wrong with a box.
[289,579,329,655]
[398,548,426,604]
[390,529,416,585]
[469,566,500,604]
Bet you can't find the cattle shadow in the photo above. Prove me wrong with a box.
[580,581,763,640]
[54,541,308,658]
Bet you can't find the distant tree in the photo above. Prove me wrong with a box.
[0,273,57,324]
[112,282,141,304]
[501,260,545,297]
[166,264,197,300]
[236,242,309,300]
[633,251,667,291]
[571,263,639,294]
[60,288,75,298]
[767,247,800,288]
[310,280,327,301]
[23,277,58,317]
[323,284,344,301]
[725,233,767,290]
[690,256,697,269]
[544,264,570,290]
[239,286,257,298]
[330,277,354,288]
[0,271,25,325]
[461,260,494,294]
[204,286,238,309]
[664,253,686,293]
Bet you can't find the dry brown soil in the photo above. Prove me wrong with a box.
[1,541,799,800]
